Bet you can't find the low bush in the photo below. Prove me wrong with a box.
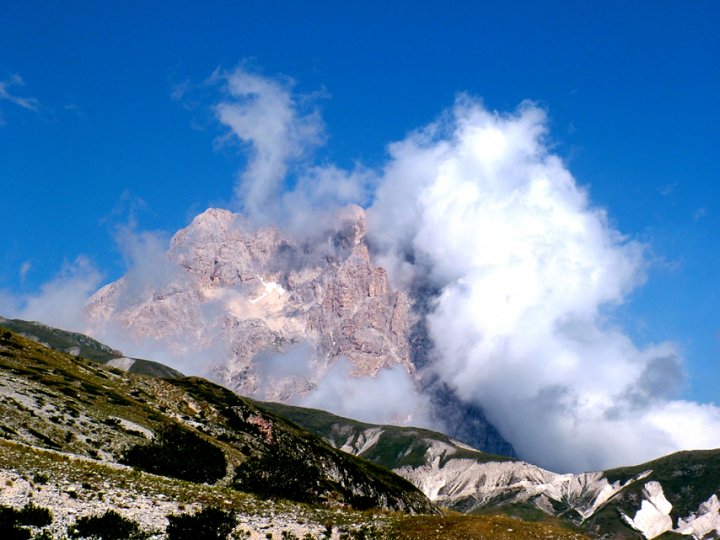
[121,423,226,484]
[234,450,323,503]
[69,509,145,540]
[18,502,52,527]
[0,502,52,540]
[166,507,236,540]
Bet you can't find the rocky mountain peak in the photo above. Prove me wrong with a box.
[86,205,413,401]
[334,204,367,248]
[84,205,517,458]
[169,207,283,287]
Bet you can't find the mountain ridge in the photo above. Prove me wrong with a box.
[260,400,720,539]
[0,322,594,539]
[0,316,183,379]
[82,205,517,458]
[4,319,719,538]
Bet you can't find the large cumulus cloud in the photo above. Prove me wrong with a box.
[368,96,720,471]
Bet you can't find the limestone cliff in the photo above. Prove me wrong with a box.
[86,206,413,401]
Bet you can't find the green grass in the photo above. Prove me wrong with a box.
[258,400,513,471]
[605,449,720,521]
[0,329,436,516]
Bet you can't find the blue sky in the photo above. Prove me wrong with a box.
[1,2,719,404]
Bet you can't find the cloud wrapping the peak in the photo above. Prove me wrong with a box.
[215,68,326,222]
[368,96,720,472]
[8,257,103,331]
[297,358,434,428]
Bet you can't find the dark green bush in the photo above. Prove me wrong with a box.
[0,503,53,540]
[3,527,30,540]
[121,423,226,484]
[69,509,145,540]
[17,502,52,527]
[32,473,49,484]
[233,449,377,509]
[234,450,323,503]
[166,507,236,540]
[0,506,27,540]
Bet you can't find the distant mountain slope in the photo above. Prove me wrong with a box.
[260,401,720,539]
[0,328,435,516]
[0,316,183,378]
[258,401,512,471]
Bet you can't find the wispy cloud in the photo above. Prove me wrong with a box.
[18,261,31,283]
[212,66,326,222]
[6,257,103,331]
[0,74,39,124]
[298,358,434,428]
[658,182,678,196]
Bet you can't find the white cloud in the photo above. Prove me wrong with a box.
[213,67,373,237]
[368,96,720,472]
[298,358,434,428]
[214,67,326,222]
[0,74,39,124]
[8,257,103,332]
[110,223,181,311]
[19,261,31,283]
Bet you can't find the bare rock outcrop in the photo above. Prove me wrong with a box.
[85,205,413,400]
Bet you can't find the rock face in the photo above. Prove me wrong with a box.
[86,206,413,401]
[85,205,516,457]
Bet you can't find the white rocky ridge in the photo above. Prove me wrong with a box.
[677,494,720,539]
[622,482,674,539]
[386,442,648,519]
[326,425,720,540]
[401,459,639,518]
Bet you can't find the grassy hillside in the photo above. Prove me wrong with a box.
[259,401,512,471]
[0,329,435,507]
[0,317,183,378]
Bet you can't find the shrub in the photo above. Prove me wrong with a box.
[4,527,30,540]
[166,507,236,540]
[18,502,52,527]
[69,510,145,540]
[32,473,49,484]
[121,423,226,484]
[0,507,25,539]
[233,450,323,503]
[0,503,53,540]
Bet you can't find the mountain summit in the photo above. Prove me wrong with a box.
[84,206,515,457]
[87,206,412,396]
